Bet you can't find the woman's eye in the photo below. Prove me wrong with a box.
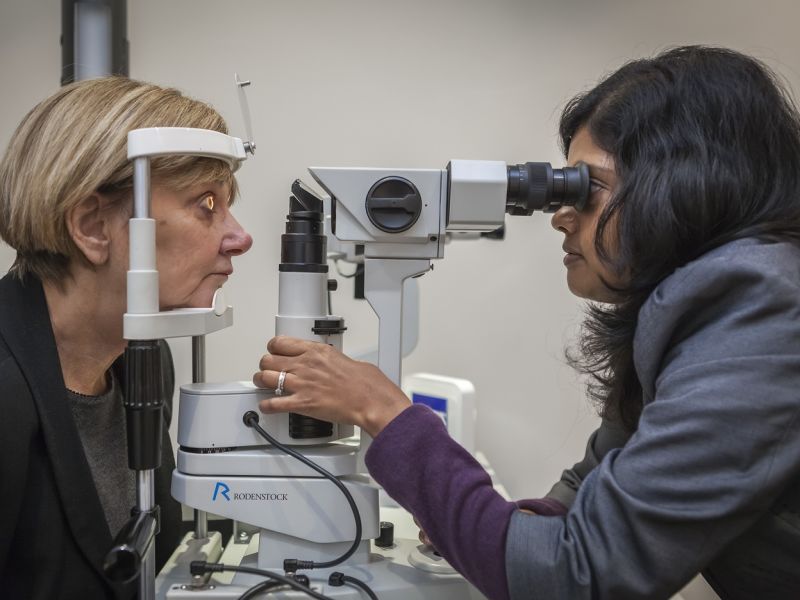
[202,194,215,211]
[589,180,606,195]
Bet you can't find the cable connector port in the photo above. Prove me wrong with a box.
[284,558,314,573]
[243,411,259,427]
[190,561,223,576]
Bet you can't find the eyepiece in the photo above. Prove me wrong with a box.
[280,180,327,272]
[506,161,589,214]
[290,179,324,217]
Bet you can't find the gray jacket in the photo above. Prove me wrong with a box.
[507,237,800,599]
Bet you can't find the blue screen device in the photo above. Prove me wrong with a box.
[411,392,448,425]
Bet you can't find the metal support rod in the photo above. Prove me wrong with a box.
[191,335,205,383]
[192,335,209,539]
[137,470,155,600]
[137,470,155,510]
[129,159,157,600]
[133,157,150,218]
[73,0,112,81]
[61,0,128,85]
[194,511,208,541]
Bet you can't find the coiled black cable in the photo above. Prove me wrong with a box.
[240,412,379,598]
[242,411,361,570]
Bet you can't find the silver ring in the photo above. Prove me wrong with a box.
[275,370,287,396]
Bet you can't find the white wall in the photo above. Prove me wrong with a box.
[2,0,799,506]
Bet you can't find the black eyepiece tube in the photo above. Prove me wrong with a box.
[506,161,590,215]
[280,180,327,271]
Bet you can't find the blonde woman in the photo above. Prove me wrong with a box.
[0,77,253,599]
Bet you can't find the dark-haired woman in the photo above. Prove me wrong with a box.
[252,46,800,599]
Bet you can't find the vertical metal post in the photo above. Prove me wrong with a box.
[192,335,205,382]
[133,158,150,218]
[192,335,208,539]
[73,1,112,81]
[133,155,156,600]
[61,0,129,86]
[137,471,155,600]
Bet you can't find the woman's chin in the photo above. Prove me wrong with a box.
[157,272,234,311]
[567,279,603,303]
[160,288,222,311]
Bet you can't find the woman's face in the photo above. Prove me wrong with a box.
[147,180,253,309]
[551,127,622,303]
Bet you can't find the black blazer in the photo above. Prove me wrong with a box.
[0,273,182,599]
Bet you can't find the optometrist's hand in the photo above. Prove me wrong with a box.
[413,510,536,553]
[253,336,412,437]
[413,515,437,550]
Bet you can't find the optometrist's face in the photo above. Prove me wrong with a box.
[144,180,253,310]
[551,127,622,303]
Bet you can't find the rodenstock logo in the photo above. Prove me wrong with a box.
[212,481,231,501]
[233,492,288,501]
[210,481,288,502]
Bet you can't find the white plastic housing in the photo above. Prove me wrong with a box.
[309,166,446,260]
[126,218,158,314]
[178,382,354,447]
[171,472,379,544]
[127,127,247,171]
[176,443,360,478]
[278,271,327,318]
[446,160,508,232]
[275,271,345,346]
[123,306,233,340]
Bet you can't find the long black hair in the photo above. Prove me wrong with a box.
[560,46,800,431]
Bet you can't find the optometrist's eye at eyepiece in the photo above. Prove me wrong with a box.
[506,161,590,215]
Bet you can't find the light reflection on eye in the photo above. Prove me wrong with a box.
[204,195,215,211]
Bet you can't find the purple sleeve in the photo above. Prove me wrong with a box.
[365,404,520,600]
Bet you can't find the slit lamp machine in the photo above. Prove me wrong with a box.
[104,83,589,599]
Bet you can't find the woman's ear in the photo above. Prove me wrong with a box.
[66,194,119,266]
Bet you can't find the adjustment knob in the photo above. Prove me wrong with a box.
[375,521,395,548]
[365,177,422,233]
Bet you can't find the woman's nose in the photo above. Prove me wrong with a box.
[221,213,253,256]
[551,206,578,234]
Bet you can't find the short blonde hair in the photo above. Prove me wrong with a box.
[0,76,238,282]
